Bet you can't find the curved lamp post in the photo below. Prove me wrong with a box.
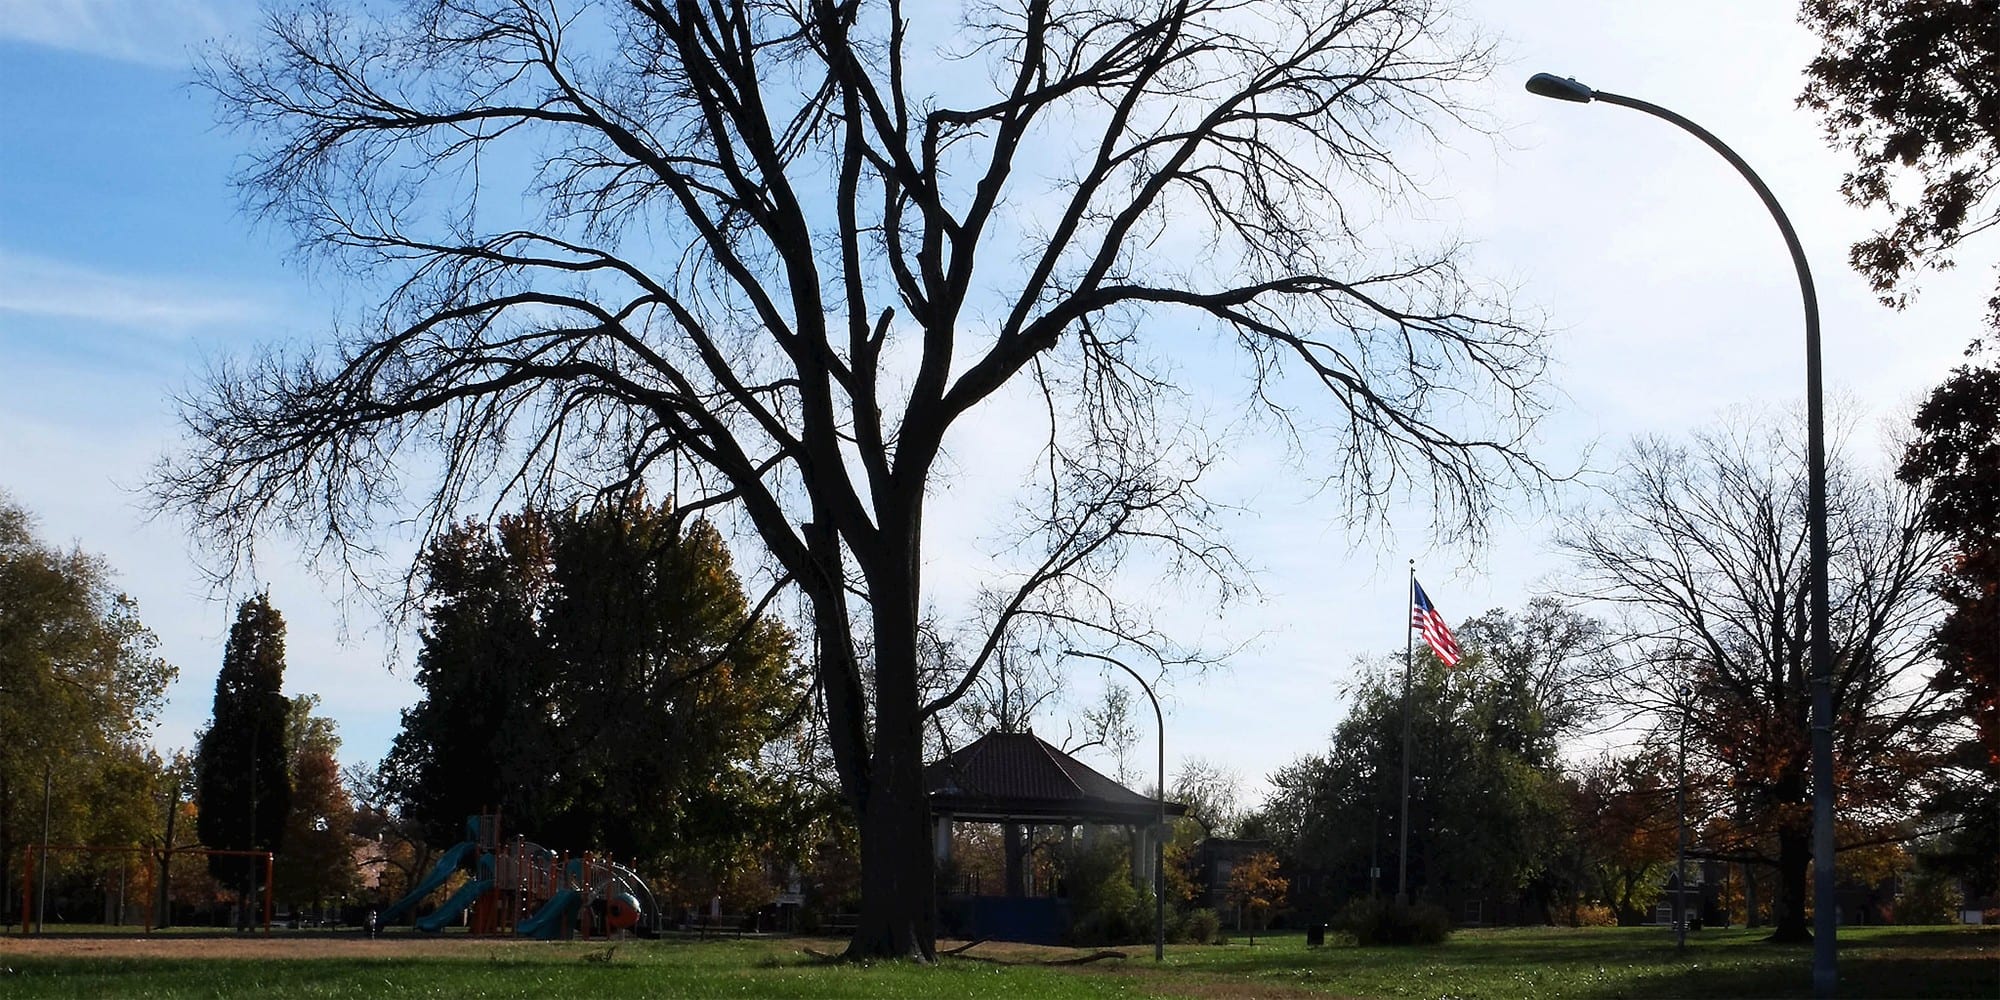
[1062,649,1165,963]
[1527,72,1837,998]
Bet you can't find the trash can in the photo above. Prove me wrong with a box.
[1306,922,1326,947]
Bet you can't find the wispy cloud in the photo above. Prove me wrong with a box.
[0,250,268,333]
[0,0,242,68]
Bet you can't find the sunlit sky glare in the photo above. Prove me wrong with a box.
[0,1,1984,805]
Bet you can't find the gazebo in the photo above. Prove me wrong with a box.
[927,730,1187,942]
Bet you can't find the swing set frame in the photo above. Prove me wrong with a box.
[18,843,273,934]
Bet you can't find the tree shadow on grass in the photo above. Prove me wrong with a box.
[1595,955,1998,1000]
[1578,930,2000,1000]
[1169,926,1997,999]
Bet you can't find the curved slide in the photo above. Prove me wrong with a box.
[416,874,494,932]
[375,840,475,929]
[517,886,582,940]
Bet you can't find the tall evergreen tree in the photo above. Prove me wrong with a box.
[195,594,293,908]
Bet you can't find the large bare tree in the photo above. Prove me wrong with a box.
[1560,415,1949,943]
[161,0,1549,958]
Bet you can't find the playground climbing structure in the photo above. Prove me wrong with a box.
[372,813,659,939]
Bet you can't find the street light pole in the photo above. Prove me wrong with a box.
[1527,72,1837,998]
[1064,649,1166,964]
[1677,703,1689,953]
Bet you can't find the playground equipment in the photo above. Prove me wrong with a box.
[372,814,658,939]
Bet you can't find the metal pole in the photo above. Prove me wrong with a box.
[1155,715,1166,965]
[263,853,274,934]
[1527,76,1834,996]
[1064,649,1165,962]
[158,778,178,930]
[1369,782,1381,898]
[1677,704,1688,952]
[37,763,50,935]
[1593,88,1834,995]
[1397,560,1415,905]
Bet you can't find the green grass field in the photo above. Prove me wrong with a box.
[0,925,1991,998]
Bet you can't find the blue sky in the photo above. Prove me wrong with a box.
[0,1,1984,803]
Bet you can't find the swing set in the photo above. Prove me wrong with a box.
[17,843,274,934]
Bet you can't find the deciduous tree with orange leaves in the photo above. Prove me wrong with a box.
[1226,851,1288,944]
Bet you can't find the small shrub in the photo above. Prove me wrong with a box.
[1065,838,1149,946]
[1333,897,1452,946]
[1573,903,1617,927]
[1896,864,1960,925]
[1182,908,1221,944]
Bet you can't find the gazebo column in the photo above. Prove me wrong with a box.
[1131,825,1152,888]
[934,813,953,865]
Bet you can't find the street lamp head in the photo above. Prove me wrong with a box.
[1526,73,1595,103]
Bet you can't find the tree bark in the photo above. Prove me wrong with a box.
[1769,827,1812,942]
[851,760,934,960]
[846,528,937,961]
[1744,861,1760,929]
[1,773,12,925]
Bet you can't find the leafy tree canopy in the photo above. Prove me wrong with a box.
[382,496,813,878]
[1802,0,2000,326]
[0,492,177,909]
[1898,359,2000,896]
[1257,614,1586,920]
[1803,0,2000,908]
[275,695,358,912]
[1900,361,2000,761]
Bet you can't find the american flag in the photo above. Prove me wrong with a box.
[1411,580,1463,667]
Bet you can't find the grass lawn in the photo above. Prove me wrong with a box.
[0,924,1991,998]
[1116,925,1999,999]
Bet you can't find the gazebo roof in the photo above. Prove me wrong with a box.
[926,730,1187,826]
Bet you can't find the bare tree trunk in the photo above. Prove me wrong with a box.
[848,538,936,961]
[1,776,12,925]
[1745,861,1760,929]
[1770,828,1812,942]
[1004,824,1026,898]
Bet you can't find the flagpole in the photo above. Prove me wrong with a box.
[1397,559,1415,906]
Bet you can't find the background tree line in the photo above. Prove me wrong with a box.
[4,0,1978,953]
[1250,404,1991,935]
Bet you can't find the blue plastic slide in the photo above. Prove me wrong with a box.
[516,887,582,940]
[415,875,494,932]
[375,840,475,929]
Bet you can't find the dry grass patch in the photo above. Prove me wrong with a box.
[0,933,556,961]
